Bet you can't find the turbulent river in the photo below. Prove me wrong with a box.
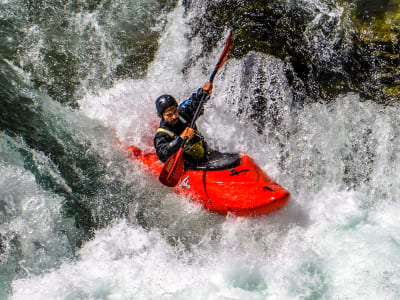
[1,0,400,299]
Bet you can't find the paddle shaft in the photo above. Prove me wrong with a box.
[184,29,234,141]
[179,65,222,151]
[159,30,232,186]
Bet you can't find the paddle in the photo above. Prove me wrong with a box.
[159,30,233,187]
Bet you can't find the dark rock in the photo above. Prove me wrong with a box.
[183,0,400,105]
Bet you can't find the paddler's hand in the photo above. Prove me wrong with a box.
[180,127,195,140]
[203,82,213,95]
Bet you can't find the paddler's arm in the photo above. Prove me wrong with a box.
[154,133,183,163]
[179,83,213,120]
[192,82,213,107]
[154,128,194,163]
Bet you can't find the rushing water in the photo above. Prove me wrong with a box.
[2,0,400,299]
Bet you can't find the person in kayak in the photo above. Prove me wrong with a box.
[154,83,213,164]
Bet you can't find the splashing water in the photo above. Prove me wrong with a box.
[3,1,400,299]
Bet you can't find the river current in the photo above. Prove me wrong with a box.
[1,1,400,299]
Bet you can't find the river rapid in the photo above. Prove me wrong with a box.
[1,0,400,299]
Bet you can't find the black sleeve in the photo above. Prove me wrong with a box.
[154,132,183,163]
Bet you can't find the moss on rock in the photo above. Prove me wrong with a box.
[185,0,400,104]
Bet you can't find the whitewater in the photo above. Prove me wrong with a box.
[2,1,400,299]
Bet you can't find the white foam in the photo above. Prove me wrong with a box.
[9,1,400,299]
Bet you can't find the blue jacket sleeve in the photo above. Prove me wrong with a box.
[178,88,209,122]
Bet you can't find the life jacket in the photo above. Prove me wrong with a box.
[156,127,205,160]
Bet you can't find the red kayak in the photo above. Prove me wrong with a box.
[125,144,290,217]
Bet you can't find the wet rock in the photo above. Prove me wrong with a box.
[349,0,400,102]
[183,0,400,105]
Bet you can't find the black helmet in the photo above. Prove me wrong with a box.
[155,94,178,115]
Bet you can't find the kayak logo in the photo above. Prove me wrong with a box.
[180,175,191,189]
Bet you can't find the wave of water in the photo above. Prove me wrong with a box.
[2,0,400,299]
[0,0,177,105]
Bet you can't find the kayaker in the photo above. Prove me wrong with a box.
[154,83,213,164]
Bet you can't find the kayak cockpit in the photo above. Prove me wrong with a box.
[184,151,240,171]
